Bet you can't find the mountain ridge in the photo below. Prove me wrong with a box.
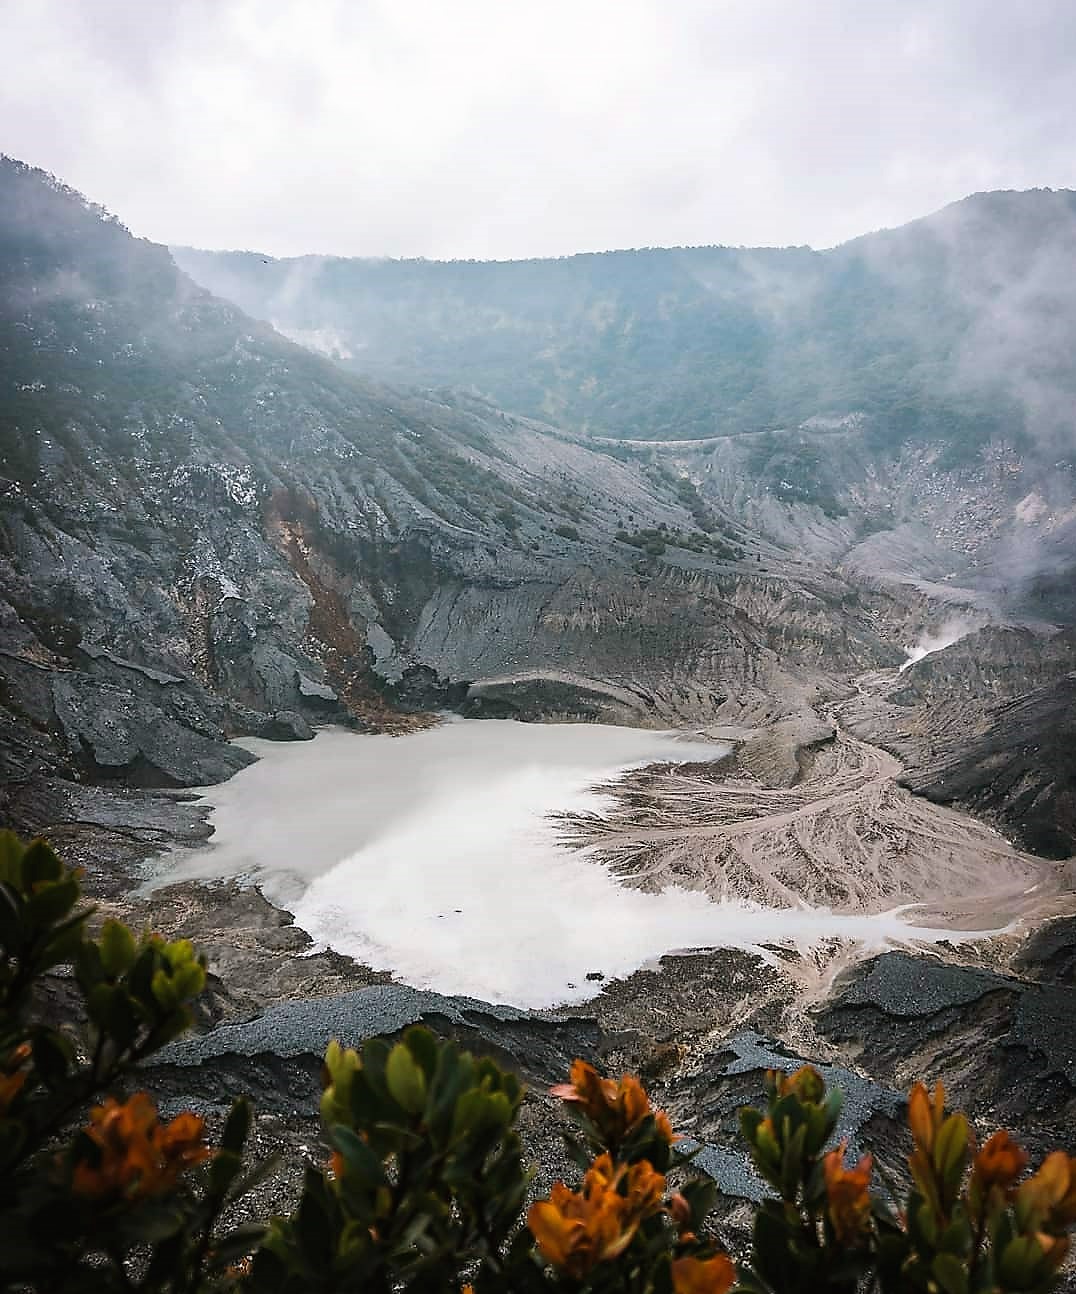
[172,186,1076,450]
[2,154,1075,866]
[172,186,1076,264]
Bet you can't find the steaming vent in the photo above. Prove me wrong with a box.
[899,617,974,673]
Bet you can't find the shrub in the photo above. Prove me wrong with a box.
[0,830,263,1292]
[1,829,1074,1293]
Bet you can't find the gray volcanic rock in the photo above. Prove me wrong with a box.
[0,777,214,896]
[155,983,601,1079]
[0,649,253,790]
[830,951,1011,1017]
[818,951,1076,1159]
[838,628,1076,858]
[49,672,256,786]
[259,711,315,741]
[669,1029,903,1203]
[6,160,1076,874]
[1,156,931,823]
[907,673,1076,859]
[1016,916,1076,985]
[3,157,1076,1273]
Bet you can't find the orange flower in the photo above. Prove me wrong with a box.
[528,1152,666,1278]
[907,1081,945,1154]
[1035,1233,1071,1274]
[1018,1152,1076,1231]
[551,1059,678,1147]
[774,1065,826,1104]
[0,1042,31,1115]
[972,1130,1028,1194]
[823,1142,874,1246]
[654,1109,677,1143]
[668,1191,693,1230]
[670,1254,737,1294]
[624,1158,666,1216]
[71,1093,211,1202]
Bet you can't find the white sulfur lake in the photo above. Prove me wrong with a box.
[157,719,963,1008]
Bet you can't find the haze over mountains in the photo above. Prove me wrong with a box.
[173,188,1076,455]
[1,154,1075,863]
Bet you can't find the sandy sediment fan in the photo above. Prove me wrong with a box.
[556,729,1065,930]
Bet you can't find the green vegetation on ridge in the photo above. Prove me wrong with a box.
[174,188,1076,458]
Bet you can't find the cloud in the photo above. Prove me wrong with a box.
[3,0,1076,258]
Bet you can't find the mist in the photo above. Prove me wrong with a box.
[900,617,976,672]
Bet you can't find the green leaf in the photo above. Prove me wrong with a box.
[151,967,178,1010]
[680,1176,718,1228]
[427,1048,473,1144]
[169,960,206,1002]
[385,1041,428,1115]
[25,877,79,928]
[754,1119,782,1174]
[116,1200,187,1246]
[151,1005,194,1046]
[223,1153,283,1208]
[127,945,156,1002]
[31,1028,73,1088]
[933,1112,970,1196]
[821,1087,843,1140]
[932,1252,969,1294]
[209,1222,268,1269]
[359,1037,390,1102]
[998,1234,1047,1288]
[39,909,91,970]
[403,1025,440,1081]
[221,1096,252,1155]
[21,839,62,888]
[99,919,137,977]
[561,1131,592,1171]
[771,1094,807,1139]
[210,1148,244,1196]
[330,1123,388,1188]
[0,831,25,888]
[295,1174,336,1270]
[74,938,104,989]
[85,981,115,1028]
[0,884,23,952]
[740,1107,764,1143]
[780,1120,808,1201]
[103,986,139,1050]
[916,1198,940,1248]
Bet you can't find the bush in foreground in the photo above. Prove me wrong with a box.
[1,829,1074,1292]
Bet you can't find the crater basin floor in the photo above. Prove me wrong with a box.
[159,720,971,1008]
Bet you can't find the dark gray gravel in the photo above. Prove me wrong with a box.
[832,952,1013,1017]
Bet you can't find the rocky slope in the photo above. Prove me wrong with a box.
[836,627,1076,858]
[2,155,1073,938]
[1,157,1075,1252]
[1,156,940,823]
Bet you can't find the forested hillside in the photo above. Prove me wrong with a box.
[175,189,1076,455]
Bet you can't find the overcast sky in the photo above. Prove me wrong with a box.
[4,0,1075,260]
